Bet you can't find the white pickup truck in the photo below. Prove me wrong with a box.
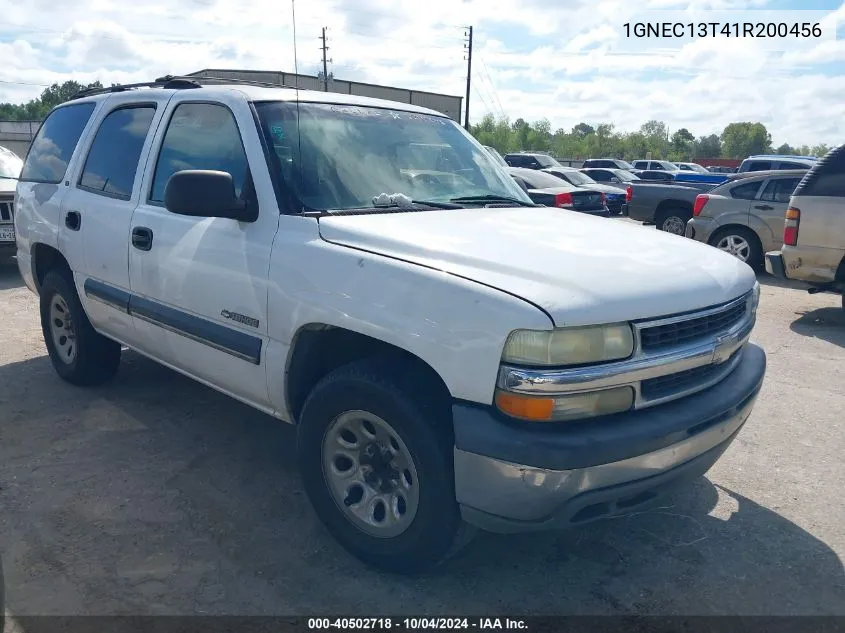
[14,77,766,574]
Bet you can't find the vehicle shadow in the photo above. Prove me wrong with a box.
[756,271,807,291]
[790,306,845,348]
[0,352,842,616]
[0,258,23,291]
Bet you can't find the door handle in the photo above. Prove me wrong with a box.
[754,204,774,210]
[65,211,81,231]
[131,226,153,251]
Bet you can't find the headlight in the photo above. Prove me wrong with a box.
[495,387,634,422]
[748,282,760,314]
[502,324,634,366]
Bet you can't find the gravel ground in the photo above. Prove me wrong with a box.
[0,249,843,617]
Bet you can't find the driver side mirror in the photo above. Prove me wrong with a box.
[164,170,257,222]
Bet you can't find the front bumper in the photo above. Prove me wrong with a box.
[453,343,766,533]
[765,251,787,279]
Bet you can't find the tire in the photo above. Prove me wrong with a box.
[708,226,763,271]
[39,270,121,386]
[656,208,691,235]
[297,357,472,573]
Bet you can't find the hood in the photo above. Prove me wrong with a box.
[318,207,756,327]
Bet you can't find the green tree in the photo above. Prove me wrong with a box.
[670,128,695,160]
[721,122,772,158]
[695,134,721,158]
[775,143,795,154]
[640,120,669,158]
[0,80,103,121]
[810,143,830,158]
[572,122,595,138]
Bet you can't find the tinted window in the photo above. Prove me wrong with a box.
[78,106,156,200]
[778,162,808,170]
[730,181,762,199]
[796,147,845,197]
[151,103,248,203]
[760,177,801,203]
[633,161,647,169]
[20,103,96,183]
[747,161,772,172]
[520,170,568,189]
[651,163,665,170]
[678,164,692,171]
[588,170,610,181]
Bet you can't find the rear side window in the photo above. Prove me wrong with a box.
[633,161,647,169]
[150,103,248,204]
[746,161,772,172]
[20,102,96,184]
[78,106,157,200]
[760,177,801,203]
[778,161,808,170]
[794,145,845,197]
[730,181,763,199]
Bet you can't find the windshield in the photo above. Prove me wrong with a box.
[0,147,23,179]
[518,170,570,189]
[559,170,594,185]
[613,169,640,181]
[615,160,635,170]
[536,154,559,168]
[254,102,532,211]
[484,146,509,168]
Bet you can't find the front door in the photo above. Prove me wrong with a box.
[128,94,279,411]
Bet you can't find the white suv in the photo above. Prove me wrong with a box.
[15,77,766,573]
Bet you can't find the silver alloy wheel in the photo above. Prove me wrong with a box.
[49,294,77,364]
[716,234,751,262]
[662,215,686,235]
[322,410,420,538]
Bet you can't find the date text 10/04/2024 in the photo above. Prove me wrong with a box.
[307,618,528,630]
[623,22,822,38]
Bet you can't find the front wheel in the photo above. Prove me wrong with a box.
[39,270,121,385]
[709,226,763,271]
[297,358,470,573]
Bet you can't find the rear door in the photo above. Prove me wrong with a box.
[754,176,803,250]
[59,93,170,346]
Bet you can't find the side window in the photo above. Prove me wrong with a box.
[78,106,156,200]
[20,103,96,184]
[747,161,772,172]
[633,161,646,169]
[730,181,763,200]
[760,177,801,203]
[150,103,248,204]
[798,149,845,197]
[651,163,665,170]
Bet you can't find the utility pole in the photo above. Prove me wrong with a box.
[463,26,473,130]
[320,27,331,91]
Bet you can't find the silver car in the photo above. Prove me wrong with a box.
[685,169,807,270]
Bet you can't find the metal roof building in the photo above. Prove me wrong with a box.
[187,69,463,123]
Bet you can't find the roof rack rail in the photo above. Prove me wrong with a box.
[69,74,295,100]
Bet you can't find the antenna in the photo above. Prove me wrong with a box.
[291,0,300,89]
[291,0,303,211]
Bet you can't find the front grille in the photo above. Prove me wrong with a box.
[640,298,747,351]
[0,199,13,223]
[641,350,740,400]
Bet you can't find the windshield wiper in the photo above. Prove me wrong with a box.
[449,194,538,206]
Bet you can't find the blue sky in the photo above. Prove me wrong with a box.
[0,0,842,146]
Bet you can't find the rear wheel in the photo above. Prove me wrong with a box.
[709,226,763,271]
[39,270,121,385]
[656,208,691,235]
[297,357,471,573]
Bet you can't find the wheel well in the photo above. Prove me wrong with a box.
[285,325,452,424]
[655,200,693,218]
[32,243,71,292]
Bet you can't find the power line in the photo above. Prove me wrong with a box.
[478,58,505,119]
[472,85,492,116]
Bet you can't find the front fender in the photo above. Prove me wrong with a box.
[264,219,553,417]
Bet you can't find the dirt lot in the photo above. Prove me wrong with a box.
[1,253,843,616]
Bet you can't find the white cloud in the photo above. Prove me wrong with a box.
[0,0,842,146]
